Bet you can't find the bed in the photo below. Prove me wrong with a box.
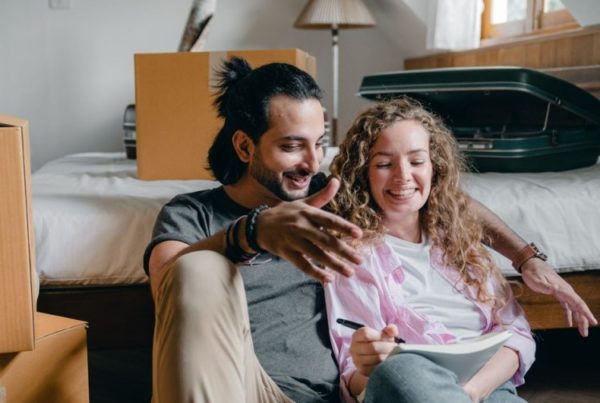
[31,150,600,348]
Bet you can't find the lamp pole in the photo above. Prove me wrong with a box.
[331,25,339,145]
[293,0,376,144]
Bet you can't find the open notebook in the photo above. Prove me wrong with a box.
[391,330,512,384]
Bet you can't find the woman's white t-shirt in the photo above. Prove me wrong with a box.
[385,234,483,341]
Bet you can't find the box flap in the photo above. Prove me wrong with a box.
[0,114,29,129]
[35,312,87,340]
[358,67,600,136]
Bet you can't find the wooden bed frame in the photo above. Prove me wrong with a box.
[37,285,154,350]
[36,271,600,350]
[511,272,600,330]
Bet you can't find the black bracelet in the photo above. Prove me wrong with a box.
[245,204,269,253]
[225,217,256,263]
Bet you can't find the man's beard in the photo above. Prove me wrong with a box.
[249,151,311,202]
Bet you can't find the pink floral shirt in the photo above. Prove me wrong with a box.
[325,241,536,403]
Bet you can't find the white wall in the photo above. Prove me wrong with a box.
[0,0,426,170]
[562,0,600,27]
[1,0,190,170]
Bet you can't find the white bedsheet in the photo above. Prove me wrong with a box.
[33,151,600,287]
[33,152,217,286]
[463,163,600,276]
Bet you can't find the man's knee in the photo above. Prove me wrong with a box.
[162,250,241,312]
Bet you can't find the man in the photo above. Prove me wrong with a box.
[145,58,596,402]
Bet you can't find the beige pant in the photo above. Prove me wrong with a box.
[152,250,294,403]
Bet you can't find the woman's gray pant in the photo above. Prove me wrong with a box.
[364,353,526,403]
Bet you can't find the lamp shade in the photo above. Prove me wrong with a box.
[294,0,376,29]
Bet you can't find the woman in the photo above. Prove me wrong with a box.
[325,98,535,403]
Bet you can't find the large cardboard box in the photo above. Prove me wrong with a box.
[0,115,37,353]
[0,312,89,403]
[135,48,317,180]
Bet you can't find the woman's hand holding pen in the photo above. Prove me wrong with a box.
[349,324,400,377]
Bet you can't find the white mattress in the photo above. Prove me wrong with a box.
[462,162,600,276]
[33,153,217,287]
[33,151,600,287]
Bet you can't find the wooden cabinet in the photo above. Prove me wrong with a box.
[405,26,600,70]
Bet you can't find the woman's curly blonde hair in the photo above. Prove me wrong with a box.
[328,97,508,310]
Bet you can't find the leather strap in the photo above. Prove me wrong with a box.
[512,242,547,272]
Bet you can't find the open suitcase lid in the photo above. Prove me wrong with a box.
[358,67,600,137]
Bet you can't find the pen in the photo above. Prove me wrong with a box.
[336,318,405,343]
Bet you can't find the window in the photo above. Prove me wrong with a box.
[481,0,579,40]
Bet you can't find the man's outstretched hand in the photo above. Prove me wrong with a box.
[255,177,363,283]
[521,258,598,337]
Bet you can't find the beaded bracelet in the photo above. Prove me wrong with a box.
[245,204,270,253]
[225,217,256,263]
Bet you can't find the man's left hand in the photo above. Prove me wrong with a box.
[520,258,598,336]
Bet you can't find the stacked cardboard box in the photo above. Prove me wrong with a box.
[134,48,316,180]
[0,313,88,403]
[0,115,89,403]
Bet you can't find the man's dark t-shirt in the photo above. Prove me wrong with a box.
[144,186,340,403]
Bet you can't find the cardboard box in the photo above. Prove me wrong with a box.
[0,312,89,403]
[135,48,317,180]
[0,115,37,353]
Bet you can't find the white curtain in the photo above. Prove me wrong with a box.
[426,0,484,50]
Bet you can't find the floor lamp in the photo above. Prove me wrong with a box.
[295,0,375,145]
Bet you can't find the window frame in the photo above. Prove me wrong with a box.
[481,0,579,41]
